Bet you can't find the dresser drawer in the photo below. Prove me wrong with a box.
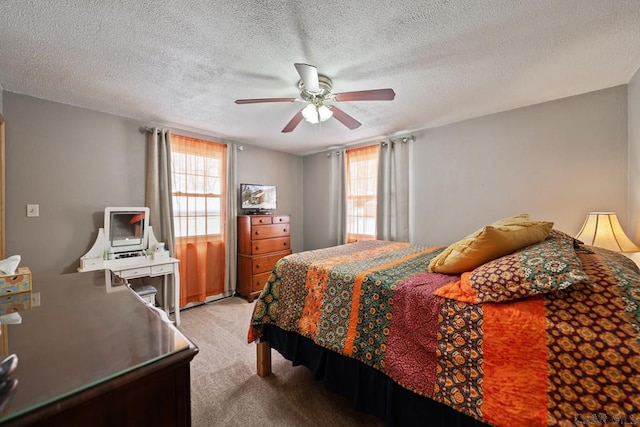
[118,267,152,279]
[251,223,290,240]
[151,264,174,276]
[251,216,272,225]
[252,272,273,292]
[252,251,291,274]
[272,215,290,224]
[251,237,290,255]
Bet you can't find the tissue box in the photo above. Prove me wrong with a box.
[0,292,31,315]
[152,251,170,260]
[0,267,32,295]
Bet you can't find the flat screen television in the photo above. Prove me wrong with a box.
[104,207,150,254]
[240,183,277,214]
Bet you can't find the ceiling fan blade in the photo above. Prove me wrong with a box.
[333,88,396,102]
[330,106,362,130]
[282,110,304,133]
[235,97,296,104]
[294,63,320,92]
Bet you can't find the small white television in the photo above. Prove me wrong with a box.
[104,207,150,253]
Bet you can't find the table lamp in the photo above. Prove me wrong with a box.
[575,212,640,252]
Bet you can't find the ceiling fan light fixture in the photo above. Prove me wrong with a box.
[317,105,333,122]
[301,104,333,124]
[302,104,320,124]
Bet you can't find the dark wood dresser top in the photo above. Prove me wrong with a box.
[0,270,197,425]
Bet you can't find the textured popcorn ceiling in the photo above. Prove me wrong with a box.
[1,1,640,155]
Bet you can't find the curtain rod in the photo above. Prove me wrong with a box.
[382,135,415,147]
[389,135,415,144]
[329,134,416,153]
[140,126,168,134]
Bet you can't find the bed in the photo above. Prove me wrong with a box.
[247,220,640,427]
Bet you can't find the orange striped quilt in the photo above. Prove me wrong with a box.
[248,240,640,426]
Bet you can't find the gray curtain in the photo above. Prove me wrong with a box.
[144,128,175,314]
[329,149,346,245]
[145,128,175,252]
[222,143,238,297]
[376,138,412,241]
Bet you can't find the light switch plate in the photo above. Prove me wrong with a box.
[26,204,39,217]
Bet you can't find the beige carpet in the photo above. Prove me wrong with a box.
[177,296,384,427]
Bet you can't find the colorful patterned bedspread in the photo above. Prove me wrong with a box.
[248,240,640,426]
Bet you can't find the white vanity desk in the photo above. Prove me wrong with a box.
[103,255,181,326]
[79,226,181,326]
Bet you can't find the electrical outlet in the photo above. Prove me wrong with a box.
[31,292,41,307]
[26,204,39,217]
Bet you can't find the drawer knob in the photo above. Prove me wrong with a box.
[255,246,260,251]
[255,231,260,235]
[283,228,287,232]
[255,264,260,268]
[283,242,287,246]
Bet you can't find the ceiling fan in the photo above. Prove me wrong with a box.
[235,63,396,133]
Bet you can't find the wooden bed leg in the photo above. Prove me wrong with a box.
[256,340,272,377]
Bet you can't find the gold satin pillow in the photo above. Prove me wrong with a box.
[428,214,553,274]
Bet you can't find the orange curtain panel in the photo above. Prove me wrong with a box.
[171,134,227,306]
[345,144,379,243]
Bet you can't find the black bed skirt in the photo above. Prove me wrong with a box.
[263,324,490,427]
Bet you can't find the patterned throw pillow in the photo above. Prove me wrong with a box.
[434,230,592,303]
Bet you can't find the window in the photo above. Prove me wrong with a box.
[345,144,379,243]
[170,134,228,304]
[171,135,226,238]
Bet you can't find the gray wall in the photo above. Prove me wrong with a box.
[303,86,630,249]
[5,93,145,274]
[4,92,303,274]
[411,86,628,246]
[302,152,338,250]
[628,66,640,241]
[236,144,304,253]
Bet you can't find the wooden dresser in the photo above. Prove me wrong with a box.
[237,214,291,302]
[0,271,197,427]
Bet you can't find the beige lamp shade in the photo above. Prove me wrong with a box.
[575,212,640,252]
